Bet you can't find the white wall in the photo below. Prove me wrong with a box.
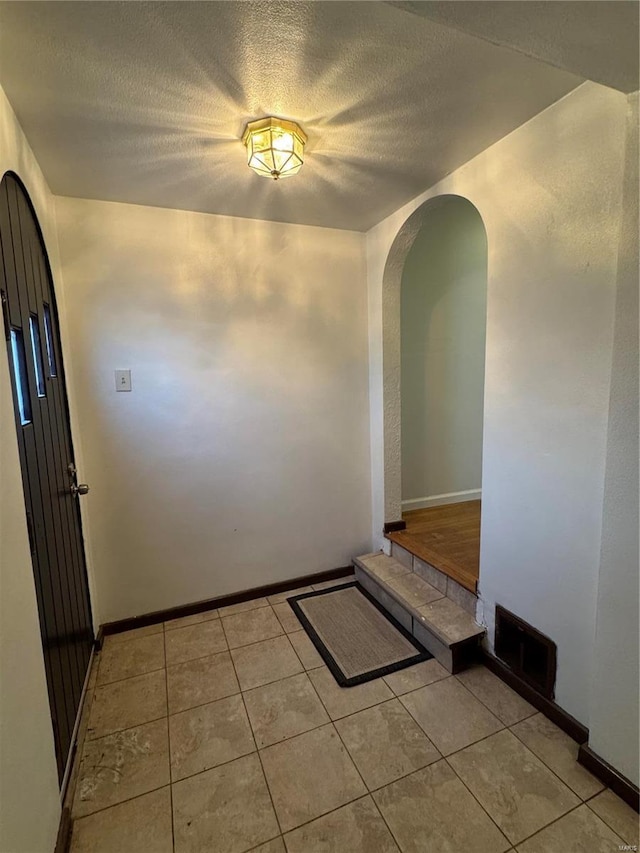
[0,86,61,853]
[55,197,371,624]
[367,81,630,727]
[401,196,486,508]
[588,92,639,786]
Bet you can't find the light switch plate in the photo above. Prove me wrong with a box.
[115,369,132,392]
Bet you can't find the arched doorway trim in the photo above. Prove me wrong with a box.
[381,193,488,524]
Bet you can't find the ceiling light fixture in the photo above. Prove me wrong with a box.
[242,117,307,180]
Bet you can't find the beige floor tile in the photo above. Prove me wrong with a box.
[373,760,510,853]
[165,608,219,630]
[167,650,239,714]
[231,635,303,691]
[267,586,313,605]
[97,633,165,685]
[312,576,354,591]
[73,718,170,818]
[588,789,640,846]
[172,753,279,853]
[169,693,255,781]
[456,666,536,725]
[272,601,303,634]
[284,796,400,853]
[260,723,367,832]
[222,606,284,649]
[400,677,503,755]
[511,713,604,800]
[335,698,440,790]
[244,672,329,748]
[218,597,270,617]
[70,787,173,853]
[516,804,624,852]
[383,659,449,696]
[386,573,444,608]
[288,630,324,670]
[448,729,580,845]
[164,618,227,666]
[102,623,164,647]
[87,669,167,739]
[308,667,393,720]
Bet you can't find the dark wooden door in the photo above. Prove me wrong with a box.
[0,172,93,784]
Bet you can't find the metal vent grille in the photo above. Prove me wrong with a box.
[495,605,557,699]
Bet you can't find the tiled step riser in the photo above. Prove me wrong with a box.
[355,566,457,673]
[354,555,485,675]
[390,542,477,616]
[355,566,413,633]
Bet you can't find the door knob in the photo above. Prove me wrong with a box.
[71,483,90,497]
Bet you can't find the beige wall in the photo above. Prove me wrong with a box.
[367,81,630,729]
[55,197,372,624]
[0,86,61,853]
[400,196,487,508]
[588,91,639,786]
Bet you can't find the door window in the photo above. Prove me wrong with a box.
[10,327,32,424]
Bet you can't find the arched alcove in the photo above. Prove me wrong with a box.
[401,196,487,510]
[381,194,488,524]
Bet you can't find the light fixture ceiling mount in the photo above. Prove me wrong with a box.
[242,117,307,180]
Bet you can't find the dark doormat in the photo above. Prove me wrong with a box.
[288,582,432,687]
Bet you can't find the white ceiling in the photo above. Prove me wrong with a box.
[0,1,592,231]
[393,1,639,94]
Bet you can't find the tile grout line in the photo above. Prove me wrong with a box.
[397,683,508,760]
[95,664,165,688]
[507,717,604,802]
[164,613,221,631]
[72,783,171,823]
[163,630,176,853]
[223,619,285,846]
[452,669,539,727]
[323,691,406,852]
[441,751,521,849]
[368,795,404,853]
[514,798,624,847]
[582,791,637,845]
[293,658,395,841]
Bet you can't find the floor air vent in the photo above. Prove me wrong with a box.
[495,605,557,699]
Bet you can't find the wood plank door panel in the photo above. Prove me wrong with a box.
[0,172,93,784]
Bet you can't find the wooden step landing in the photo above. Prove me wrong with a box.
[353,551,484,674]
[386,500,481,593]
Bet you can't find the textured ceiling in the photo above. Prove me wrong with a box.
[0,1,586,231]
[393,1,639,94]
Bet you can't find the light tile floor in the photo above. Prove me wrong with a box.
[69,590,639,852]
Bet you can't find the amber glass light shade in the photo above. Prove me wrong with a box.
[242,117,307,180]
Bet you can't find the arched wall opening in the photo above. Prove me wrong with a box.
[400,195,487,511]
[381,194,488,528]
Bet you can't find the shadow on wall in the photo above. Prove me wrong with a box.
[400,196,487,507]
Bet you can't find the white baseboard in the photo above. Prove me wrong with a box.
[401,489,481,511]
